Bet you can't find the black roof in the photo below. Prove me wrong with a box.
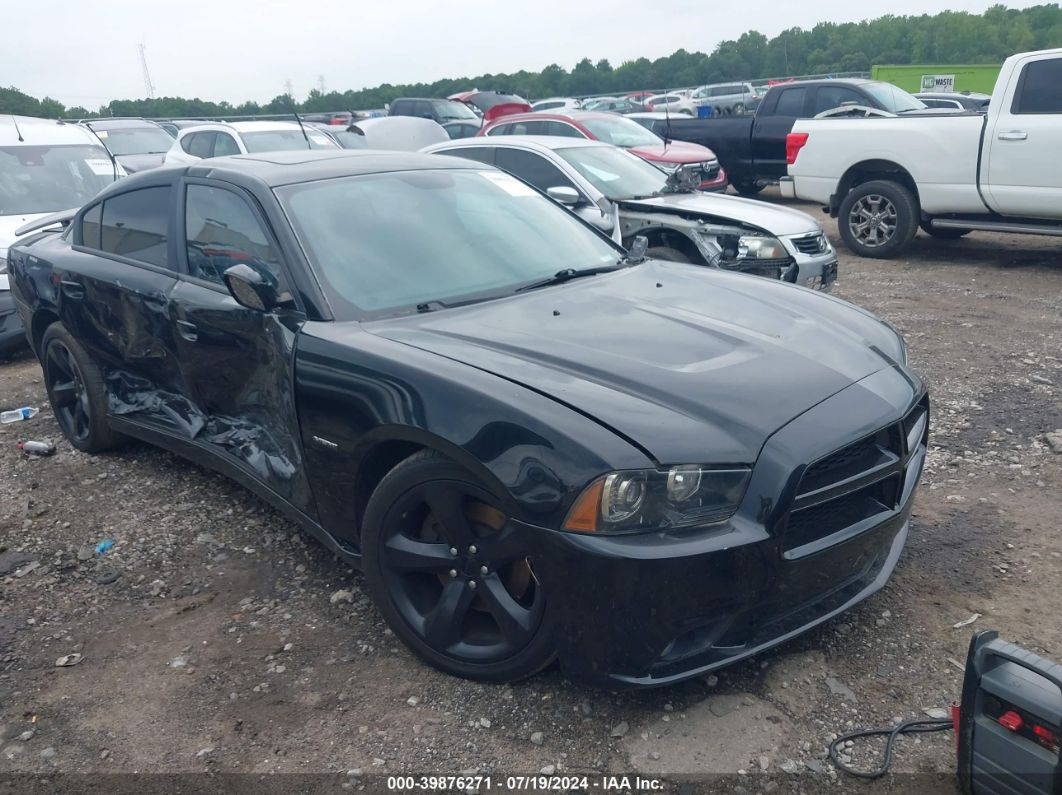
[85,151,485,206]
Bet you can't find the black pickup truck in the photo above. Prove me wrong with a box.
[653,79,927,194]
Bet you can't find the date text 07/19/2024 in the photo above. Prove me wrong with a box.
[386,775,665,791]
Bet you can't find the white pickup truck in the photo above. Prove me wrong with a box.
[781,48,1062,258]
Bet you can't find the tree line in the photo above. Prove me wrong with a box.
[4,4,1061,120]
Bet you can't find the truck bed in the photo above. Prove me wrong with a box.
[788,113,988,214]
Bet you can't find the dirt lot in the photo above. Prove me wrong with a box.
[1,192,1060,794]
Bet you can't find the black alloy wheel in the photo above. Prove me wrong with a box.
[362,452,554,682]
[41,323,122,453]
[45,339,90,443]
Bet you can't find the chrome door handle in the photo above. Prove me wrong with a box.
[998,131,1028,141]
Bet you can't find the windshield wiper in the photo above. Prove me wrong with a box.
[515,265,623,293]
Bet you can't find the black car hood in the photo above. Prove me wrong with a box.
[366,262,899,464]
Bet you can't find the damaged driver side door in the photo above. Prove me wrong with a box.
[166,179,314,513]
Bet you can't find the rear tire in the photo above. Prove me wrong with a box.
[921,224,970,239]
[646,246,691,263]
[40,323,123,453]
[731,178,764,196]
[838,180,919,259]
[361,451,555,683]
[733,103,746,116]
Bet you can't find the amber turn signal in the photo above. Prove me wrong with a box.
[563,478,603,532]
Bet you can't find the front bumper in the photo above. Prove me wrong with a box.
[782,233,838,292]
[0,290,27,356]
[530,367,926,686]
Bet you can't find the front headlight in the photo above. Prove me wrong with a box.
[563,466,751,534]
[737,236,788,260]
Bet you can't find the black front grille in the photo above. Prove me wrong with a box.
[793,234,827,255]
[800,436,884,494]
[782,400,927,557]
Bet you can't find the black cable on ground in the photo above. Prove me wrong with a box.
[829,718,954,779]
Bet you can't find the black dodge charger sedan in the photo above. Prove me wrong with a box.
[8,150,927,686]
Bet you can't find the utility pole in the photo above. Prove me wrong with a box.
[284,79,295,99]
[138,43,156,98]
[317,75,326,94]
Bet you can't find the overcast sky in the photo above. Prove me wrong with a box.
[8,0,1034,107]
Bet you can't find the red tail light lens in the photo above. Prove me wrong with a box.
[1033,724,1059,750]
[786,133,809,166]
[998,710,1023,732]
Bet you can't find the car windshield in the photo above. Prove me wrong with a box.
[241,130,339,153]
[580,116,661,148]
[94,126,174,155]
[861,82,927,113]
[278,169,621,318]
[0,144,118,215]
[433,100,478,121]
[556,145,668,200]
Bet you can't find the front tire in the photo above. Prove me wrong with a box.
[361,451,555,683]
[41,323,123,453]
[731,178,764,196]
[733,103,746,116]
[838,180,919,259]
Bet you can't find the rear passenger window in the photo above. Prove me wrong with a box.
[98,187,171,268]
[81,203,102,249]
[1013,58,1062,114]
[485,124,511,136]
[494,149,576,192]
[213,133,241,157]
[543,121,583,138]
[187,132,216,159]
[185,185,288,293]
[436,147,493,164]
[774,88,807,116]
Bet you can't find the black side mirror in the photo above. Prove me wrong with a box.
[223,263,278,312]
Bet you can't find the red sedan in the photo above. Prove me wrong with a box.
[477,110,726,191]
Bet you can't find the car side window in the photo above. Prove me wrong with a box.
[543,121,583,138]
[187,132,217,159]
[813,87,866,115]
[81,203,102,249]
[1013,58,1062,114]
[180,132,198,155]
[493,149,576,192]
[99,186,171,268]
[213,133,241,157]
[485,124,511,136]
[184,184,289,296]
[436,147,493,165]
[411,100,433,119]
[774,87,808,116]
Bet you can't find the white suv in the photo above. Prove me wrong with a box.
[692,82,757,115]
[163,121,338,164]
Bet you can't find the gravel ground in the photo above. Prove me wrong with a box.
[0,192,1059,794]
